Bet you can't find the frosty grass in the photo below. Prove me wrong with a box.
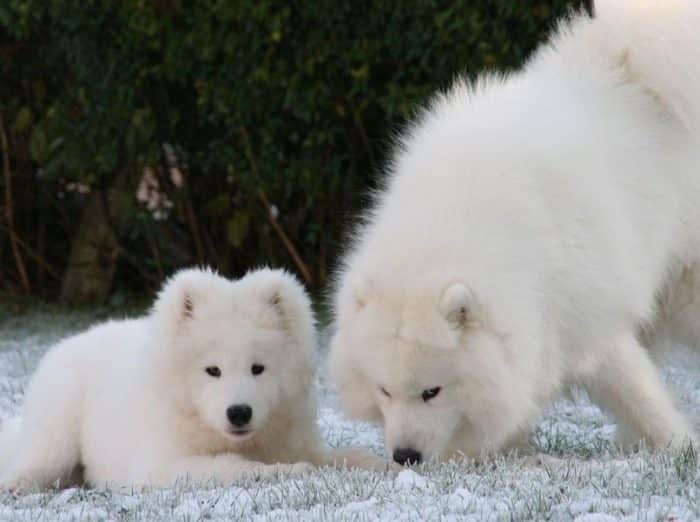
[0,306,699,521]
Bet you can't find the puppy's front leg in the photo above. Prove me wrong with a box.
[325,447,398,471]
[147,454,313,487]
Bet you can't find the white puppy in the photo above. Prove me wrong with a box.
[0,267,383,490]
[329,1,700,465]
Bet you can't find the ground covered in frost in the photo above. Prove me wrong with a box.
[0,305,699,521]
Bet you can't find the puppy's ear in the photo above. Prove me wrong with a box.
[152,267,218,329]
[182,292,194,319]
[237,268,315,346]
[439,282,477,330]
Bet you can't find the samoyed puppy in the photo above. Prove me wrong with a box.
[0,267,384,490]
[329,1,700,465]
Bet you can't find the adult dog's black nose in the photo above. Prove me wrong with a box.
[393,447,422,466]
[226,404,252,427]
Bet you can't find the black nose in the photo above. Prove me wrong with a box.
[226,404,252,427]
[393,447,422,466]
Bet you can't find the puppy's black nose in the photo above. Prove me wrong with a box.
[393,447,422,466]
[226,404,252,427]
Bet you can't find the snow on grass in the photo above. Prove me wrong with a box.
[1,307,699,521]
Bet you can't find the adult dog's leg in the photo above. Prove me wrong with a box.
[583,332,695,449]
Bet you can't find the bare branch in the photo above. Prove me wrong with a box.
[0,113,31,294]
[240,126,314,287]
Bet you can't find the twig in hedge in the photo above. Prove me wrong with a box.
[200,224,223,270]
[146,230,164,283]
[257,187,313,287]
[0,114,31,294]
[239,126,314,287]
[184,199,205,265]
[160,143,205,266]
[0,222,60,281]
[113,239,160,290]
[348,97,376,173]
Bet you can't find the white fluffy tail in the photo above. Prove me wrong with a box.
[0,417,21,472]
[593,0,700,132]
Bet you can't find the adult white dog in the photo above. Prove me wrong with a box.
[0,268,382,490]
[329,1,700,466]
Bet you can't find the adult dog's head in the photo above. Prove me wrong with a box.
[328,274,541,465]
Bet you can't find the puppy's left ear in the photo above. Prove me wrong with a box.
[238,268,316,346]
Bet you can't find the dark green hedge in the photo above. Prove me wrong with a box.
[0,1,589,299]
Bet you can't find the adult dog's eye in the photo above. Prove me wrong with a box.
[422,387,441,402]
[379,386,391,398]
[205,366,221,378]
[251,364,265,376]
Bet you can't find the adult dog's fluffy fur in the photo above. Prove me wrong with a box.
[0,268,383,490]
[329,1,700,465]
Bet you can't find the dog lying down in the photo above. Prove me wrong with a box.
[0,268,389,490]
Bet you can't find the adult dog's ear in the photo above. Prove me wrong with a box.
[327,332,381,423]
[439,282,478,330]
[335,275,374,322]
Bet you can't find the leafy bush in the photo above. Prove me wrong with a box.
[0,0,589,300]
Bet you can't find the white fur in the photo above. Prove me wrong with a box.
[329,1,700,464]
[0,267,385,490]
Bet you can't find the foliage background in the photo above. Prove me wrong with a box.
[0,0,590,302]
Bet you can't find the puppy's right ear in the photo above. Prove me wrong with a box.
[236,267,315,351]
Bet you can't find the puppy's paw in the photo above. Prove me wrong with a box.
[330,447,399,472]
[270,461,314,477]
[0,474,32,494]
[520,453,562,468]
[289,461,315,475]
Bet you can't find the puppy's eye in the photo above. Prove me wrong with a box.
[422,387,441,402]
[205,366,221,378]
[251,364,265,376]
[379,386,391,398]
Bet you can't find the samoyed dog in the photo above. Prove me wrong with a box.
[329,1,700,465]
[0,267,384,490]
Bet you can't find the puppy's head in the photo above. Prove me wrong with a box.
[153,267,315,444]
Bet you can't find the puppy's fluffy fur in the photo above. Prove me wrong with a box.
[0,268,384,490]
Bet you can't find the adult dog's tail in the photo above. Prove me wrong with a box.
[593,0,700,133]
